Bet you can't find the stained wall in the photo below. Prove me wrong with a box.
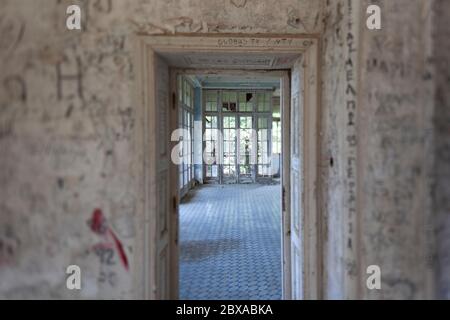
[320,0,450,299]
[431,0,450,299]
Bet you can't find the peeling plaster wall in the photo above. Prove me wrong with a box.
[320,0,449,300]
[0,0,138,297]
[358,0,436,300]
[432,0,450,299]
[357,0,450,300]
[320,0,450,300]
[320,0,348,299]
[0,0,322,299]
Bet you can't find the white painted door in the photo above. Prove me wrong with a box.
[290,56,304,300]
[141,53,178,300]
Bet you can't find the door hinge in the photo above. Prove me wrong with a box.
[173,196,177,211]
[282,186,286,212]
[172,92,176,110]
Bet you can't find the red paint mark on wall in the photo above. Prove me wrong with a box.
[90,209,108,235]
[89,209,129,271]
[109,231,129,271]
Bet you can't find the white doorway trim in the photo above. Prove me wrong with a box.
[132,34,322,300]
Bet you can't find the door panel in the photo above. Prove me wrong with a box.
[149,54,176,299]
[288,42,321,300]
[290,56,304,300]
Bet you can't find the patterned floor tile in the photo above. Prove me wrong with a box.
[179,184,282,300]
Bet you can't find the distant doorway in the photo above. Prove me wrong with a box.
[176,72,284,299]
[202,89,280,185]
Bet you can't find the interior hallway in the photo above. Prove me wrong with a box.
[179,184,281,300]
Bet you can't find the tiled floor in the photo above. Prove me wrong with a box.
[179,184,282,300]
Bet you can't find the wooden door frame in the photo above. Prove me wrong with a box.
[132,34,321,300]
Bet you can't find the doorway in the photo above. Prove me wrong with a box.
[133,34,321,300]
[177,73,283,299]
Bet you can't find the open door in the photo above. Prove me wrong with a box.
[288,41,321,300]
[134,47,178,299]
[153,54,178,299]
[290,56,304,300]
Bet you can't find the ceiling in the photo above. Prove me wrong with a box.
[163,51,298,89]
[191,74,281,90]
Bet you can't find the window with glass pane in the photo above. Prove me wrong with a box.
[239,116,253,177]
[223,116,237,178]
[256,92,262,112]
[222,91,237,112]
[183,110,189,187]
[185,111,193,185]
[257,116,271,176]
[206,91,218,112]
[239,92,254,112]
[178,102,184,190]
[185,80,192,108]
[272,120,281,154]
[205,116,218,178]
[178,76,182,102]
[257,92,271,112]
[179,77,195,190]
[183,80,187,105]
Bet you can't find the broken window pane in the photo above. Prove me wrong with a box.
[239,92,253,112]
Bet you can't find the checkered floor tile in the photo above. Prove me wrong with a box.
[179,184,282,300]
